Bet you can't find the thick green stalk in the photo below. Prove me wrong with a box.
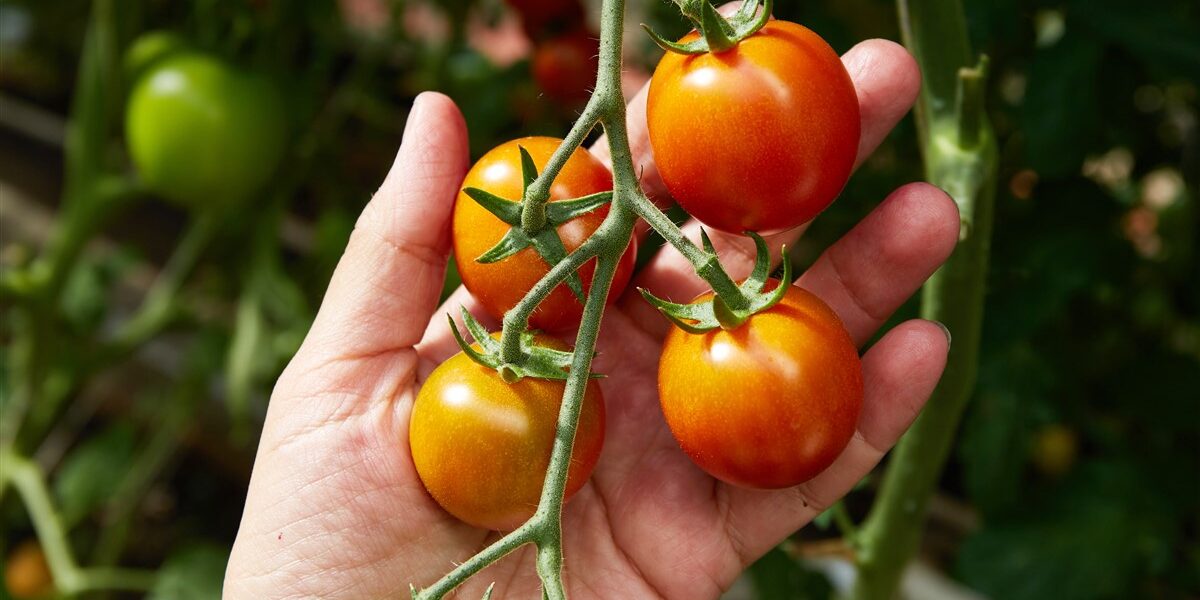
[851,0,997,598]
[1,452,158,594]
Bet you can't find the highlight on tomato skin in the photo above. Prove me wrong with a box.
[657,284,864,489]
[408,337,605,531]
[646,20,861,234]
[452,136,637,332]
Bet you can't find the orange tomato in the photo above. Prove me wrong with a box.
[647,21,860,233]
[409,336,605,530]
[658,284,863,488]
[453,137,636,331]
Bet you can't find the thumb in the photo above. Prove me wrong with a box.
[299,92,469,362]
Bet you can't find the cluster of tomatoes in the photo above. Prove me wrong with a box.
[411,12,866,531]
[506,0,600,107]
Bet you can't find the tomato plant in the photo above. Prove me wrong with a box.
[125,52,289,208]
[532,29,599,106]
[646,20,860,234]
[409,336,606,531]
[658,284,863,489]
[453,136,636,331]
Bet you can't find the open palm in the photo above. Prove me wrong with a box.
[226,39,959,599]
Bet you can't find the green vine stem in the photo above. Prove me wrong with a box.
[416,0,759,596]
[850,0,998,597]
[0,452,159,594]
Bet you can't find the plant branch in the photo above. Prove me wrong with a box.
[1,452,158,594]
[851,0,997,597]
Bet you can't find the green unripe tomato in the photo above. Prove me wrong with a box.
[123,31,188,82]
[125,52,288,208]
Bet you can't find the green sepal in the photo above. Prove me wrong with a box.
[410,584,418,600]
[640,232,793,333]
[482,583,495,600]
[476,227,534,264]
[519,145,538,190]
[463,187,523,223]
[448,308,598,382]
[643,0,773,56]
[544,191,612,224]
[529,228,586,302]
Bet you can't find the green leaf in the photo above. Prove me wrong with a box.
[957,462,1175,600]
[148,543,229,600]
[747,546,832,600]
[54,423,138,527]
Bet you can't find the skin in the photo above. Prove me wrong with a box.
[647,20,860,234]
[410,337,605,531]
[660,285,863,489]
[226,39,961,599]
[453,136,636,331]
[125,52,288,207]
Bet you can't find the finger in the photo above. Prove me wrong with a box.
[796,183,960,346]
[620,39,923,329]
[720,319,951,566]
[296,93,469,362]
[628,181,959,342]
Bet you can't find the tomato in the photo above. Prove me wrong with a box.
[532,29,599,106]
[453,137,636,332]
[409,337,605,530]
[505,0,584,39]
[125,52,288,208]
[658,284,863,488]
[646,21,860,234]
[4,540,53,599]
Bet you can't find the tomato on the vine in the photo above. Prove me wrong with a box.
[646,21,860,234]
[532,29,599,106]
[658,284,863,489]
[409,337,606,531]
[125,52,289,208]
[453,137,636,332]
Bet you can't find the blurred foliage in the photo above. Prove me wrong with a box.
[0,0,1197,598]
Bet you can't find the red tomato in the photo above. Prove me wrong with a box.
[646,21,860,234]
[453,137,636,332]
[409,337,605,530]
[532,30,599,106]
[658,284,863,488]
[506,0,585,39]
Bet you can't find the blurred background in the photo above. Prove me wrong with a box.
[0,0,1197,598]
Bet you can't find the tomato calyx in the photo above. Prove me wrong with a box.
[447,307,597,382]
[640,231,792,333]
[642,0,772,55]
[462,145,613,302]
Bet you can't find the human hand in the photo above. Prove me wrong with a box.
[225,38,959,599]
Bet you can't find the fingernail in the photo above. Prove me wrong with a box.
[933,320,952,348]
